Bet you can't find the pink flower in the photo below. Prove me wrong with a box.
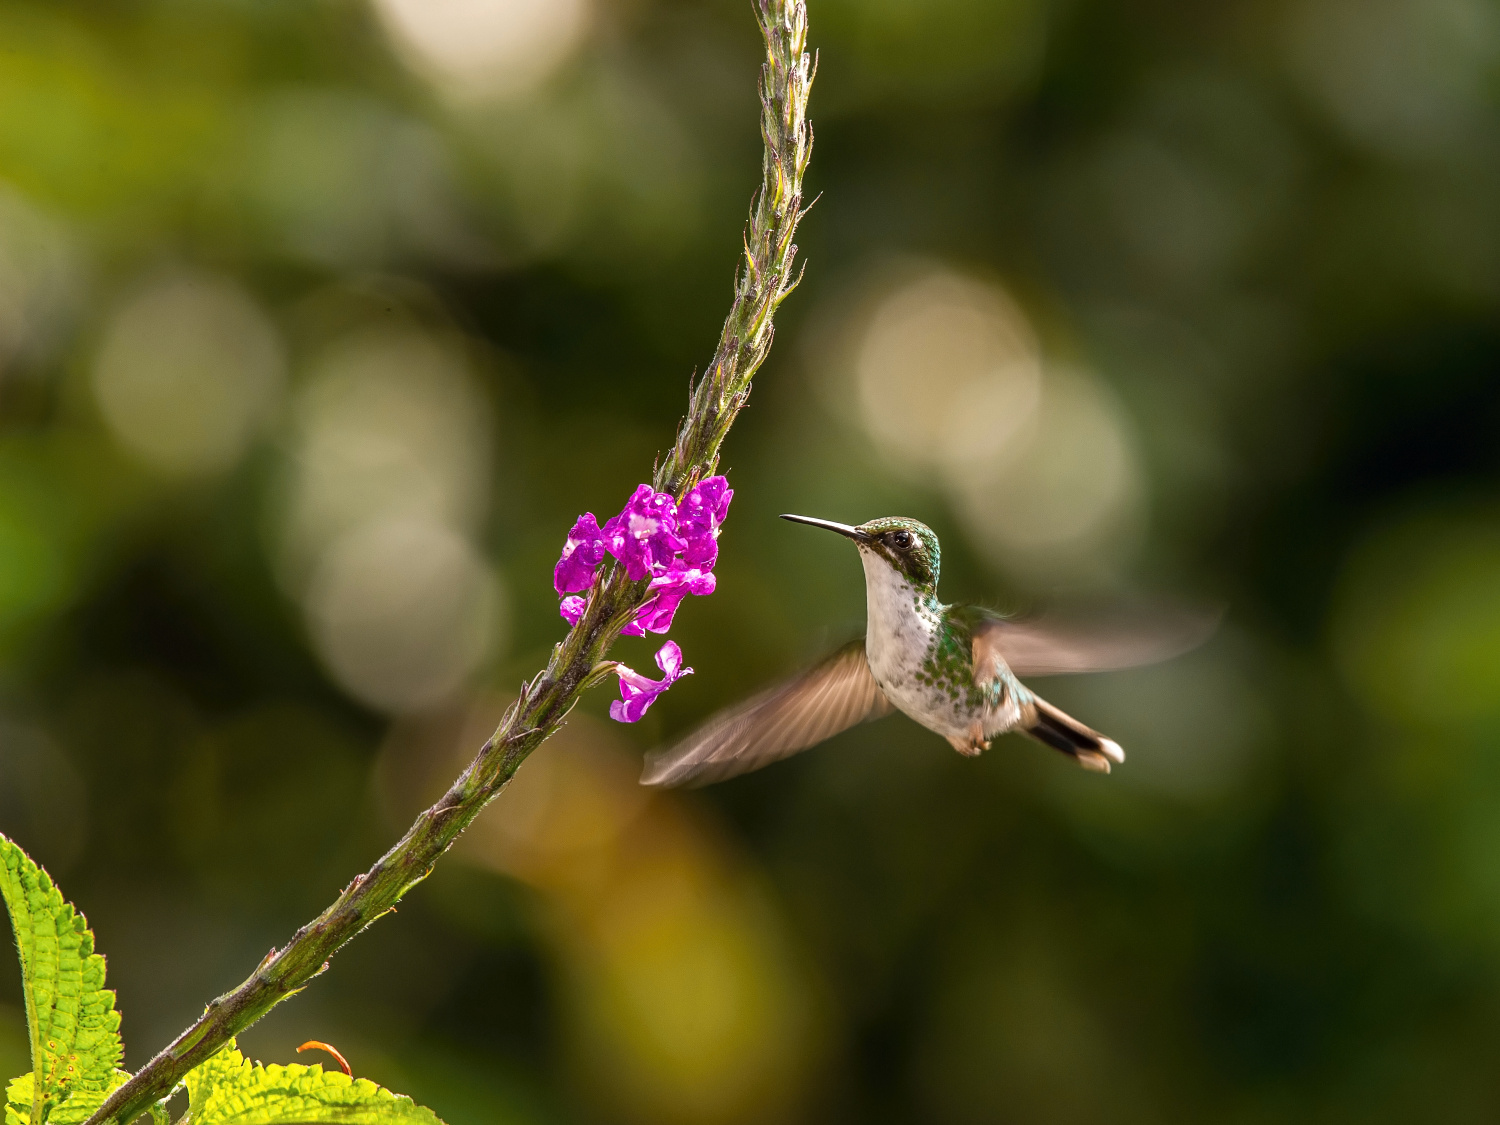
[610,641,693,723]
[678,476,733,568]
[602,485,687,581]
[559,595,588,627]
[631,560,717,634]
[554,514,606,595]
[553,479,730,696]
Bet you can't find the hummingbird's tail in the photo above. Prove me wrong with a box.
[1022,697,1124,773]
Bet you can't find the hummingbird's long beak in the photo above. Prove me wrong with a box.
[780,514,871,543]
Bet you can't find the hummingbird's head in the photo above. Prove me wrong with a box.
[780,514,941,592]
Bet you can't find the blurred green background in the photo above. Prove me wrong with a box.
[0,0,1498,1121]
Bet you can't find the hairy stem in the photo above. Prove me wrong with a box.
[84,4,813,1124]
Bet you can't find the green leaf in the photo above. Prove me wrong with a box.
[6,1073,35,1125]
[5,1069,130,1125]
[184,1044,445,1125]
[0,835,122,1125]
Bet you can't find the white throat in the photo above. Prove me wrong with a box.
[859,548,939,689]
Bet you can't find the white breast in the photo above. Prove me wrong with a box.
[858,548,962,730]
[858,548,1023,741]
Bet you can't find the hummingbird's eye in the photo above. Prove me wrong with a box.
[891,530,912,550]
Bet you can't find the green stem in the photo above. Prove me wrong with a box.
[83,3,813,1124]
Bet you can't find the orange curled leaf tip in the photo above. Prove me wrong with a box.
[296,1040,352,1076]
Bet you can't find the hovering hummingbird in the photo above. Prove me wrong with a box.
[641,514,1214,788]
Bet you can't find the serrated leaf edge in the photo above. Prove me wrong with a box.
[0,835,124,1125]
[183,1045,443,1125]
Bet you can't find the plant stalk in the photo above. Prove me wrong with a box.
[85,3,812,1123]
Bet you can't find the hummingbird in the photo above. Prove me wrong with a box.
[640,514,1214,788]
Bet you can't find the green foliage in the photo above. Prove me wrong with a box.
[0,836,122,1125]
[182,1045,444,1125]
[0,837,442,1125]
[5,1070,130,1125]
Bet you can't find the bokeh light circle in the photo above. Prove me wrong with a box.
[305,515,500,714]
[372,0,590,101]
[92,273,285,476]
[853,268,1043,477]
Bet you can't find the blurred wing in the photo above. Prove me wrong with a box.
[972,604,1222,678]
[641,639,893,789]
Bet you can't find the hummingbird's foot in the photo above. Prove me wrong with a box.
[946,724,991,757]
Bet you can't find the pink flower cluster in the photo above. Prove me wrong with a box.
[553,476,732,723]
